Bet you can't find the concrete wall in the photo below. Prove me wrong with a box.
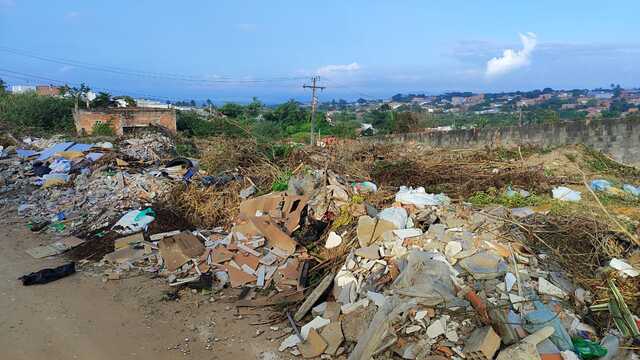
[73,108,177,136]
[370,119,640,165]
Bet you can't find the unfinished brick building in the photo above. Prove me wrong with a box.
[73,108,177,136]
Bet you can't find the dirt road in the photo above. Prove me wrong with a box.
[0,213,286,360]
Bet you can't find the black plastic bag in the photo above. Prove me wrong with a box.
[19,262,76,286]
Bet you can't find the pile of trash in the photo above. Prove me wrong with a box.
[95,168,639,359]
[0,134,189,245]
[2,134,639,359]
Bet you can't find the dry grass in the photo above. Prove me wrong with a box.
[167,182,243,229]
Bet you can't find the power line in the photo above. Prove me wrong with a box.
[0,68,175,101]
[0,45,307,84]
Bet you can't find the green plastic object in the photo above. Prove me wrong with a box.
[134,208,156,221]
[50,222,66,232]
[572,338,607,360]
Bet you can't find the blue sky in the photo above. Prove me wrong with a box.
[1,0,638,103]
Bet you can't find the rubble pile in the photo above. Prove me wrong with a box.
[1,134,639,359]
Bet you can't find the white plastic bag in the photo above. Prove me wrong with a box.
[395,186,450,208]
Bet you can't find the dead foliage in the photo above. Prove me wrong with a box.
[514,213,640,313]
[166,181,243,229]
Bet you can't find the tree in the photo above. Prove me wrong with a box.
[245,97,262,117]
[60,83,91,110]
[189,100,196,107]
[220,102,244,118]
[91,92,115,108]
[0,78,7,97]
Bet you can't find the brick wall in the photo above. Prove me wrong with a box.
[36,85,61,96]
[73,108,176,136]
[369,119,640,166]
[73,111,124,136]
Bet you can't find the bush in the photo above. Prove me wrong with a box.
[0,93,75,135]
[91,120,116,136]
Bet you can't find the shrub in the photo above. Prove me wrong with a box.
[0,93,75,135]
[91,120,116,136]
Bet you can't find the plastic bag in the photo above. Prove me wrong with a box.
[112,208,155,235]
[49,158,72,174]
[377,207,408,229]
[352,181,378,194]
[623,184,640,197]
[395,186,450,208]
[392,250,459,305]
[590,179,612,192]
[572,338,607,360]
[552,187,581,202]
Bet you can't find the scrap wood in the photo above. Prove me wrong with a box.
[294,272,335,321]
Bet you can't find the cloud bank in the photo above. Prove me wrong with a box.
[486,33,537,78]
[316,62,360,76]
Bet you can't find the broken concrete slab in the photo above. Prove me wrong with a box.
[341,305,376,342]
[227,265,256,287]
[459,251,507,280]
[320,321,343,355]
[538,277,567,299]
[298,328,327,358]
[248,215,297,255]
[323,301,341,321]
[355,245,381,259]
[357,216,395,247]
[463,326,501,360]
[325,231,342,249]
[158,232,205,271]
[114,232,144,250]
[426,317,446,338]
[26,236,86,259]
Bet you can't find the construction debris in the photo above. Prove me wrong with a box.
[3,134,639,359]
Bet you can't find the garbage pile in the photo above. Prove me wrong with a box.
[0,134,185,242]
[2,134,639,359]
[98,168,639,359]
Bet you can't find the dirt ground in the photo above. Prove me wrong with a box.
[0,211,290,360]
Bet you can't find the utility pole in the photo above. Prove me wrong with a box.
[303,76,325,145]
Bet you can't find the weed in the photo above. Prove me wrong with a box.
[468,188,545,208]
[91,121,115,136]
[582,145,640,178]
[271,170,292,191]
[176,141,198,157]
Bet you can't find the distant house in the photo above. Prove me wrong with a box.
[10,85,36,94]
[451,96,465,106]
[135,98,171,109]
[73,108,177,136]
[36,85,61,96]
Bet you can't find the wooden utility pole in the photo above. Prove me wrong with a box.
[303,76,325,145]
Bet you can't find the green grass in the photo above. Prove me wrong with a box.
[582,145,640,178]
[91,121,116,136]
[468,188,545,208]
[271,170,292,192]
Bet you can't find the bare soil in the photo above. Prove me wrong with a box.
[0,210,289,360]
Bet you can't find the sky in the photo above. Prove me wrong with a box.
[1,0,639,103]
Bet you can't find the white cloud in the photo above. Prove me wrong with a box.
[316,62,361,76]
[486,33,537,78]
